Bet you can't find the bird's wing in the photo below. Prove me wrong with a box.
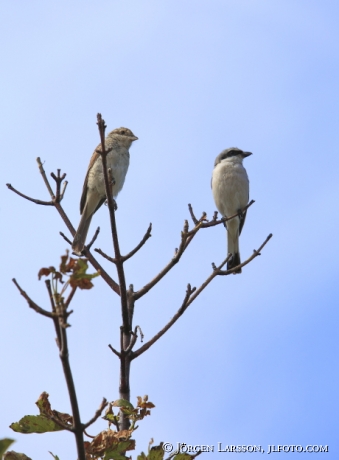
[239,209,247,235]
[80,146,101,214]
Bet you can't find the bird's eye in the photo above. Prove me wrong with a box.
[120,130,126,135]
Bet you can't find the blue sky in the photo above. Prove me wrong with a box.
[1,1,338,458]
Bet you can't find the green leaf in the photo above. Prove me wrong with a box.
[0,439,15,457]
[103,440,135,460]
[137,453,147,460]
[148,444,165,460]
[112,399,134,410]
[10,415,64,433]
[172,454,201,460]
[105,413,120,423]
[3,452,32,460]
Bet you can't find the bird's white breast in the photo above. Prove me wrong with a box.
[212,158,249,217]
[87,148,130,198]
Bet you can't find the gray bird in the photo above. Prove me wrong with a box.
[72,127,138,255]
[211,147,252,273]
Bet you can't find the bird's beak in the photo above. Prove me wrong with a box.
[132,136,138,141]
[242,151,252,157]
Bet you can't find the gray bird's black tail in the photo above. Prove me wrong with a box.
[227,252,242,274]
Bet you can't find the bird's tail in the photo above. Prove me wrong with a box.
[226,221,241,274]
[72,214,92,255]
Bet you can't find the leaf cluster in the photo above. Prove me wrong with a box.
[38,251,100,291]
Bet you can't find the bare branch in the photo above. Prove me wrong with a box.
[84,248,120,295]
[96,113,129,328]
[135,325,144,342]
[95,223,152,264]
[53,202,75,237]
[186,234,272,305]
[185,255,232,307]
[134,201,256,301]
[133,221,193,300]
[86,227,100,251]
[108,344,121,358]
[45,280,61,346]
[51,169,67,203]
[122,223,152,262]
[124,326,145,355]
[188,200,255,232]
[60,180,68,201]
[57,312,86,456]
[36,157,55,198]
[82,398,108,430]
[64,286,77,309]
[216,233,273,276]
[131,233,272,359]
[124,333,137,354]
[45,279,56,313]
[94,247,116,264]
[188,203,199,225]
[60,231,73,245]
[6,183,53,206]
[12,278,54,318]
[120,325,124,352]
[131,284,195,359]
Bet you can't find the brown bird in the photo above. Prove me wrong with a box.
[72,127,138,255]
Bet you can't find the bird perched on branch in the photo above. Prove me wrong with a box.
[72,127,138,255]
[211,147,252,273]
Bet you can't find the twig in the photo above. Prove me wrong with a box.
[45,280,62,346]
[82,398,108,430]
[186,234,272,305]
[135,325,144,342]
[131,284,196,359]
[6,183,53,206]
[94,247,116,264]
[121,223,152,262]
[60,180,68,201]
[95,222,152,264]
[83,248,120,294]
[60,231,73,246]
[36,157,55,198]
[108,344,121,358]
[187,200,255,232]
[84,430,96,439]
[185,255,232,307]
[64,286,77,309]
[124,335,137,354]
[50,169,66,202]
[188,203,199,225]
[133,220,193,300]
[134,201,256,301]
[86,227,100,251]
[12,279,53,318]
[216,233,273,276]
[45,280,56,313]
[131,233,272,358]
